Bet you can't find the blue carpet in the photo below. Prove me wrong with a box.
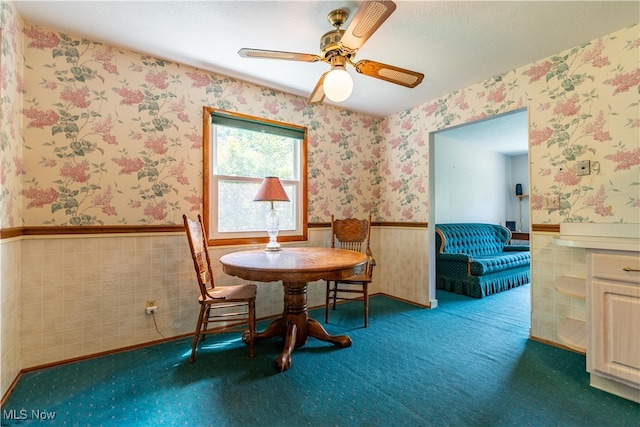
[2,284,639,426]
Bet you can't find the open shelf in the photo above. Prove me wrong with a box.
[554,276,586,299]
[558,318,587,353]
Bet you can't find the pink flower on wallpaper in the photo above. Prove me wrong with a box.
[43,159,57,168]
[583,112,611,142]
[401,162,413,175]
[361,160,373,170]
[60,160,90,183]
[361,201,373,213]
[112,157,144,175]
[487,85,506,103]
[186,71,211,88]
[390,180,402,191]
[60,86,91,109]
[402,119,412,131]
[522,61,552,83]
[144,201,168,221]
[605,68,640,94]
[130,200,142,208]
[605,147,640,171]
[341,163,353,175]
[389,137,402,149]
[43,80,57,90]
[554,168,581,185]
[531,194,543,210]
[308,134,319,148]
[372,145,382,159]
[582,40,610,68]
[22,187,59,208]
[145,135,168,155]
[24,27,60,49]
[186,132,202,149]
[422,102,438,116]
[290,99,306,112]
[112,87,145,105]
[1,67,7,90]
[329,177,342,189]
[169,160,189,185]
[13,157,24,176]
[529,127,553,146]
[360,117,374,129]
[92,115,117,145]
[401,207,414,220]
[308,181,320,196]
[145,70,169,89]
[342,119,353,132]
[553,94,580,116]
[452,91,469,110]
[23,107,59,128]
[93,46,118,74]
[372,187,381,199]
[264,99,279,115]
[93,186,117,216]
[0,162,5,186]
[467,113,488,123]
[329,132,342,144]
[631,118,640,128]
[170,97,189,122]
[184,194,202,212]
[16,74,25,94]
[585,186,613,217]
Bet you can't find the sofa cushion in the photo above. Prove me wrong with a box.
[469,252,530,275]
[436,223,510,256]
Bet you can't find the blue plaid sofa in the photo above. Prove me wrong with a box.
[435,223,530,298]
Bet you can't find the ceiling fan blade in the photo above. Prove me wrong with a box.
[339,0,396,52]
[307,72,328,105]
[238,48,321,63]
[354,60,424,88]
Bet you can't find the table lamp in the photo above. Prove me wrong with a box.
[253,177,290,251]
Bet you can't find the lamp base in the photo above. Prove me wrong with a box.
[264,242,282,252]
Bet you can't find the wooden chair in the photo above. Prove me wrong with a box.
[325,214,376,327]
[183,214,257,362]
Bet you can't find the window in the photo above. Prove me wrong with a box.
[203,107,307,246]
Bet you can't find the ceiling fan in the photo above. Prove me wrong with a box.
[238,0,424,105]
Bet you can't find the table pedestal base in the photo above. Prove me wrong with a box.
[244,281,352,371]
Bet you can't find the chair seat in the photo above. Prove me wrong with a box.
[199,284,257,303]
[337,273,372,283]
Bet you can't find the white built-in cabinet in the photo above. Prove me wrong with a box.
[554,224,640,403]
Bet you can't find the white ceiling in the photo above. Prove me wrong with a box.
[12,1,638,155]
[436,109,528,156]
[14,1,638,120]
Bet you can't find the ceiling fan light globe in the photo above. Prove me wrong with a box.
[323,68,353,102]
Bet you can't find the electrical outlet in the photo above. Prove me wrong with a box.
[145,300,158,315]
[577,160,591,176]
[146,306,158,315]
[543,195,560,210]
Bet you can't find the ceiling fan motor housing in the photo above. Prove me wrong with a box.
[320,29,347,59]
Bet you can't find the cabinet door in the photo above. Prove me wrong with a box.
[590,279,640,387]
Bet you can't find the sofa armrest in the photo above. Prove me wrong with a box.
[503,245,530,252]
[437,253,473,276]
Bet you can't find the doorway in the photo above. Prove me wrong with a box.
[427,109,530,316]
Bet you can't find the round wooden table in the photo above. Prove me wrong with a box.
[219,247,367,371]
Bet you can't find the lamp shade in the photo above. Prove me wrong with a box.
[323,67,353,102]
[253,177,290,202]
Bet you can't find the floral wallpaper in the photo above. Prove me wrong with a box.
[0,0,23,229]
[16,25,384,227]
[1,8,638,228]
[384,24,639,224]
